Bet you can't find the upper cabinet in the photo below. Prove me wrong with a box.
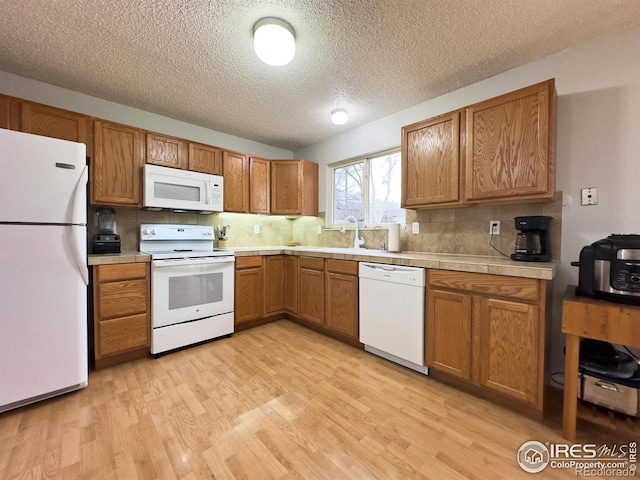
[271,160,318,216]
[9,99,92,154]
[465,80,556,203]
[91,120,144,207]
[145,133,188,170]
[401,79,556,209]
[249,157,271,214]
[189,143,222,175]
[0,94,10,129]
[223,150,250,213]
[401,111,463,208]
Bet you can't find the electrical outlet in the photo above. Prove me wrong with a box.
[253,224,260,234]
[412,222,420,234]
[490,220,501,235]
[581,187,598,205]
[317,225,322,235]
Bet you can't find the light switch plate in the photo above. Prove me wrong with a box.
[317,225,322,235]
[581,187,598,205]
[254,224,260,234]
[412,222,420,234]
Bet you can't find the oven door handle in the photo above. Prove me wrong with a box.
[152,257,235,267]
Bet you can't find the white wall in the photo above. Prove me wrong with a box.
[0,71,293,159]
[295,25,640,382]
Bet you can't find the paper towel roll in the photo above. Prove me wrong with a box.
[388,223,400,252]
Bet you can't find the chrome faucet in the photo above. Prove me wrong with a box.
[345,215,365,249]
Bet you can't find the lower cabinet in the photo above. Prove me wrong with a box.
[324,259,359,339]
[265,255,285,315]
[234,256,264,325]
[298,256,325,325]
[426,270,546,411]
[93,263,150,369]
[284,256,298,314]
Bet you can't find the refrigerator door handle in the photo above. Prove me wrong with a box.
[71,165,89,286]
[72,165,88,226]
[72,226,89,286]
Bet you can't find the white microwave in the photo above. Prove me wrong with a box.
[143,164,223,214]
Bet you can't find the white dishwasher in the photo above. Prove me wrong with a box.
[359,262,428,375]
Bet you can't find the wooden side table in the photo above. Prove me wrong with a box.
[562,285,640,441]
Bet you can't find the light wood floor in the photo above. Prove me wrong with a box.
[0,320,633,479]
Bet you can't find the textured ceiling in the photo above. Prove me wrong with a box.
[1,1,639,152]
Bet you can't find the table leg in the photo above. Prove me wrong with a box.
[563,334,580,442]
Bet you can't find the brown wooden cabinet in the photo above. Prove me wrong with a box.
[189,143,222,175]
[91,120,144,207]
[401,111,463,208]
[93,263,150,369]
[0,94,10,129]
[250,157,271,214]
[234,256,264,325]
[401,79,556,209]
[426,288,471,380]
[145,132,188,170]
[264,255,285,315]
[324,259,359,339]
[298,256,325,325]
[284,255,299,315]
[426,270,546,411]
[10,99,91,152]
[271,160,318,216]
[465,80,556,203]
[223,150,250,213]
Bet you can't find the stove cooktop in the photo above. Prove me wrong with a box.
[139,224,233,259]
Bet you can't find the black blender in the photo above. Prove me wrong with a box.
[92,207,121,254]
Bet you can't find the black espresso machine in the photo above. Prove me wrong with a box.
[572,234,640,305]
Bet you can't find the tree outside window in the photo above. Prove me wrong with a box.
[330,149,405,227]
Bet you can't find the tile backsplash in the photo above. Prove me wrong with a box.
[89,192,562,260]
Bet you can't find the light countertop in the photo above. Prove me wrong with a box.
[88,247,557,279]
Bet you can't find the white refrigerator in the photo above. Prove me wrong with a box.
[0,129,89,413]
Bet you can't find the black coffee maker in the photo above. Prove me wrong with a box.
[511,216,552,262]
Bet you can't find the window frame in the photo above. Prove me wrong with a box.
[327,147,404,229]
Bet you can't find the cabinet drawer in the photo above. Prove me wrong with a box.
[97,279,148,319]
[299,256,325,270]
[326,259,358,276]
[97,313,149,357]
[96,263,147,282]
[428,270,539,301]
[236,256,263,269]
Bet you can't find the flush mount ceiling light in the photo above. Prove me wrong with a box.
[253,17,296,66]
[331,109,348,125]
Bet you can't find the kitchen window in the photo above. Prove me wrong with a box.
[328,148,405,228]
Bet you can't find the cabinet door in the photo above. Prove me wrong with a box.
[477,297,539,405]
[284,256,299,314]
[264,255,285,314]
[401,111,461,207]
[235,260,264,324]
[465,80,555,202]
[426,288,472,380]
[91,120,144,206]
[271,160,301,214]
[223,150,249,213]
[299,264,324,325]
[189,143,222,175]
[13,99,91,151]
[250,157,271,214]
[0,94,10,129]
[325,270,358,338]
[146,133,188,169]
